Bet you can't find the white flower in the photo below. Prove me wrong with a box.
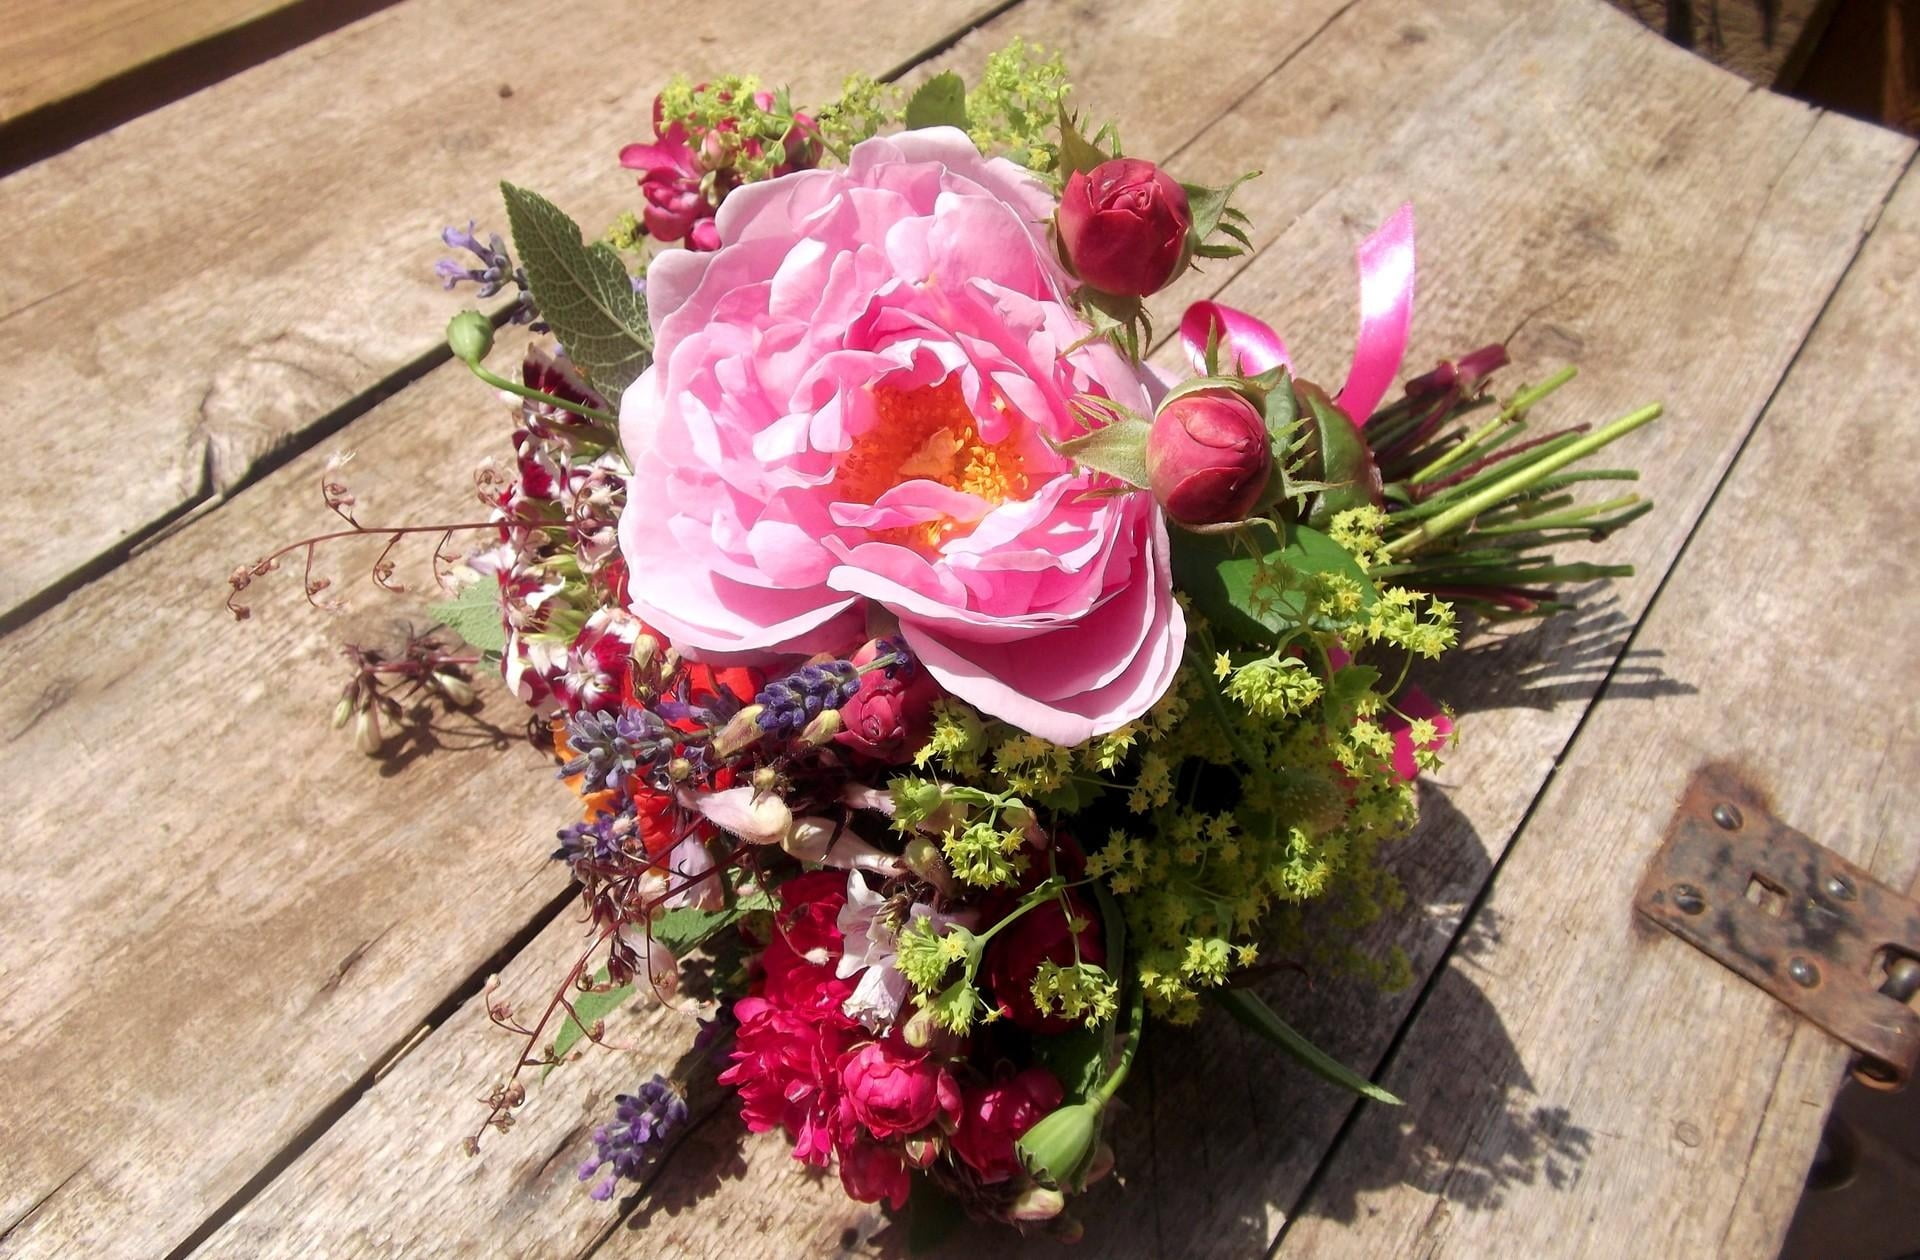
[834,871,947,1030]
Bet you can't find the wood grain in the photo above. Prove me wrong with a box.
[0,6,1024,1255]
[0,0,295,123]
[1276,156,1920,1260]
[163,2,1917,1257]
[0,0,1001,627]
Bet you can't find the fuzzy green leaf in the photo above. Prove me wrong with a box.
[1054,415,1154,488]
[652,889,777,957]
[1211,986,1402,1104]
[428,575,506,654]
[500,182,651,398]
[1171,523,1377,646]
[904,71,968,130]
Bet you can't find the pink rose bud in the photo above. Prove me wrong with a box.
[1145,388,1273,526]
[1056,158,1193,297]
[837,1041,962,1140]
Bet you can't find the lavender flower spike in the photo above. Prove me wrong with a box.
[577,1076,689,1201]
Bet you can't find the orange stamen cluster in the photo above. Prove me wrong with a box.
[834,378,1032,549]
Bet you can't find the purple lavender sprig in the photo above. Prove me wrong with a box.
[753,660,860,738]
[560,708,669,792]
[435,221,545,329]
[578,1076,689,1200]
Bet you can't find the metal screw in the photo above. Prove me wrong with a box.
[1712,802,1743,830]
[1671,883,1706,915]
[1788,956,1820,987]
[1825,873,1857,902]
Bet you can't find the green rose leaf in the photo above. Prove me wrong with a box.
[1211,986,1403,1104]
[500,182,652,399]
[1171,523,1377,646]
[428,575,506,654]
[903,71,968,130]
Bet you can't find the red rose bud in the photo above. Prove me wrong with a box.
[834,640,939,761]
[1145,388,1273,526]
[980,893,1104,1034]
[1057,158,1192,297]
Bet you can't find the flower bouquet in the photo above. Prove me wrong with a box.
[232,44,1660,1242]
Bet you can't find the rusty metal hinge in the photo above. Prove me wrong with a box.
[1636,763,1920,1089]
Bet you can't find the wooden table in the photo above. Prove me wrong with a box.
[3,1,1916,1256]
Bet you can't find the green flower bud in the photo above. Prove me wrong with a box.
[1008,1184,1067,1222]
[711,704,767,758]
[902,836,951,891]
[446,310,494,364]
[1016,1100,1104,1191]
[331,696,354,730]
[430,671,475,707]
[798,709,842,747]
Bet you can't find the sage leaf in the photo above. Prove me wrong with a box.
[500,182,651,398]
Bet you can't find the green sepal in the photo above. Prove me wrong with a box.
[429,575,507,654]
[1211,986,1403,1105]
[1170,523,1378,647]
[1053,414,1153,488]
[500,182,652,398]
[1299,385,1384,528]
[1181,171,1259,259]
[1057,104,1113,179]
[903,71,967,130]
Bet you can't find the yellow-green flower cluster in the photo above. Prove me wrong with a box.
[964,39,1071,171]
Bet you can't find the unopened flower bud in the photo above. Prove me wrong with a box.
[1009,1185,1067,1222]
[903,1135,941,1169]
[631,633,660,673]
[446,310,494,364]
[750,765,780,794]
[901,1005,938,1050]
[902,836,952,891]
[1056,158,1192,297]
[1147,387,1273,526]
[711,704,767,758]
[431,671,475,707]
[353,706,383,756]
[666,756,693,783]
[798,709,842,747]
[781,816,837,863]
[1016,1100,1103,1192]
[331,696,354,730]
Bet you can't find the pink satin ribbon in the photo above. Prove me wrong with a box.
[1181,204,1416,427]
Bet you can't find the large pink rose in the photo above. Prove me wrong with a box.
[617,127,1185,745]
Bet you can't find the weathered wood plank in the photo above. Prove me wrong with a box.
[0,0,999,627]
[0,9,1023,1255]
[0,0,296,124]
[1275,154,1920,1260]
[171,2,1915,1257]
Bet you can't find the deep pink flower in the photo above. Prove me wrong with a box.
[618,128,1185,745]
[1146,388,1272,526]
[718,996,860,1165]
[620,91,821,252]
[836,1041,961,1140]
[1056,158,1192,297]
[951,1067,1064,1184]
[835,1126,911,1209]
[834,639,940,761]
[979,892,1104,1033]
